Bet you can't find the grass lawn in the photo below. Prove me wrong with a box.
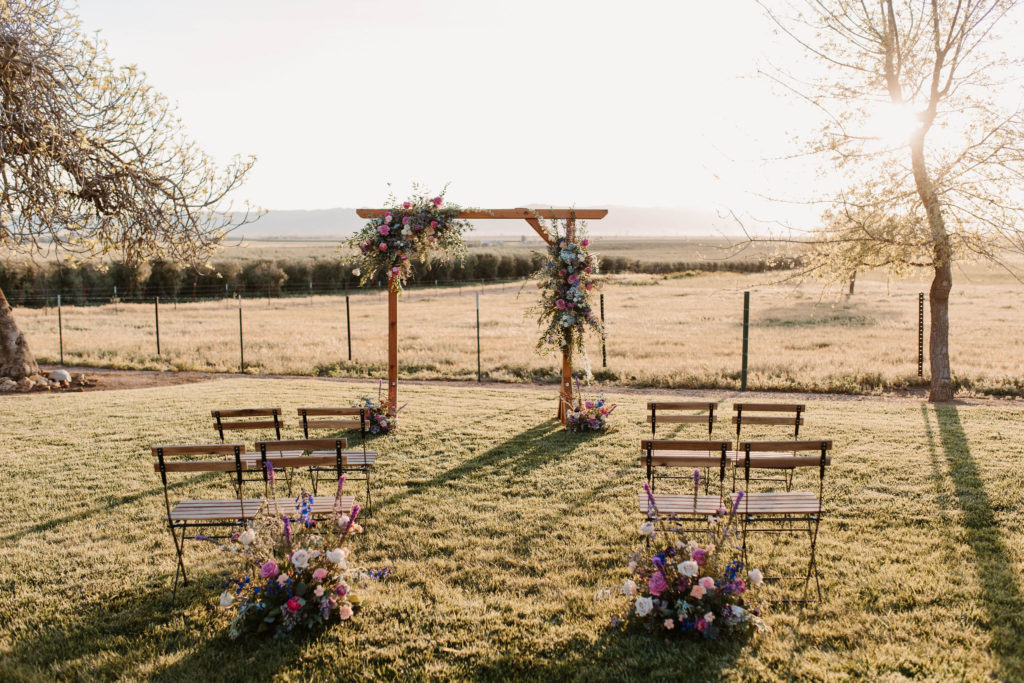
[1,379,1022,680]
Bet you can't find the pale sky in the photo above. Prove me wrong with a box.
[75,0,820,223]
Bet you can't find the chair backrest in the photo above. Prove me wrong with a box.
[738,440,832,491]
[151,443,248,517]
[254,438,350,484]
[297,407,366,445]
[212,408,283,442]
[640,439,731,490]
[732,403,805,439]
[646,401,717,437]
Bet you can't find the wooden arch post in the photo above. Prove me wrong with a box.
[356,207,608,423]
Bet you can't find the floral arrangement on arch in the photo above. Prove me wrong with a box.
[348,186,473,294]
[599,477,766,639]
[217,473,389,639]
[564,379,616,432]
[531,218,603,373]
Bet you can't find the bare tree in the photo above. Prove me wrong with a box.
[757,0,1024,401]
[0,0,258,378]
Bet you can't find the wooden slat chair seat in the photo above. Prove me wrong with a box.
[153,443,261,602]
[212,408,288,489]
[737,440,832,602]
[637,492,725,516]
[730,403,806,491]
[298,407,379,517]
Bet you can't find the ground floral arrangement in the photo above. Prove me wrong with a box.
[348,186,472,293]
[564,379,616,432]
[357,381,405,436]
[218,474,389,639]
[599,479,766,639]
[531,219,603,373]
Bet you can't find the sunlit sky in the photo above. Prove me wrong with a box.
[76,1,825,223]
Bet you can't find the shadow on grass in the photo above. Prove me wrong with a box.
[922,404,1024,679]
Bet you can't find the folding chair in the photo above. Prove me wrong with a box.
[153,443,263,603]
[730,403,806,490]
[211,408,292,491]
[639,438,730,492]
[297,407,378,517]
[637,442,729,538]
[254,438,356,519]
[737,439,832,602]
[647,401,718,438]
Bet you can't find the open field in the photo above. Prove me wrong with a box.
[217,236,775,264]
[12,266,1024,397]
[1,379,1022,680]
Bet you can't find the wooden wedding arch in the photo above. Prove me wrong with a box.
[354,207,608,423]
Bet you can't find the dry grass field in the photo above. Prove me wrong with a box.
[13,263,1024,397]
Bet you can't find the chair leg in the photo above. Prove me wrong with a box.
[169,523,188,605]
[364,468,373,519]
[803,514,822,602]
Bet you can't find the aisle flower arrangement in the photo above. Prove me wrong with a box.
[348,186,473,294]
[600,481,766,639]
[564,379,616,432]
[531,218,603,371]
[357,380,406,435]
[218,475,386,639]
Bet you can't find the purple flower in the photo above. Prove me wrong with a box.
[693,468,701,491]
[731,491,745,515]
[265,460,275,486]
[642,482,657,514]
[282,515,292,546]
[692,548,707,566]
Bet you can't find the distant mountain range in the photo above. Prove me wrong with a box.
[234,205,746,239]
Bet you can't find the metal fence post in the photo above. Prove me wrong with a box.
[57,294,64,366]
[238,294,244,373]
[155,296,160,356]
[476,291,482,382]
[346,294,352,362]
[918,292,924,377]
[741,291,750,391]
[600,292,607,368]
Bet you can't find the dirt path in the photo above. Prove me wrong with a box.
[14,364,1018,407]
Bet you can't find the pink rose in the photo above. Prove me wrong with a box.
[384,213,393,222]
[379,243,387,251]
[690,584,706,599]
[402,216,411,225]
[733,578,746,594]
[285,596,303,614]
[648,572,668,597]
[313,568,328,582]
[663,618,675,630]
[696,617,707,632]
[430,220,438,228]
[691,548,707,566]
[335,583,348,597]
[339,604,353,620]
[555,299,566,310]
[699,577,715,590]
[581,239,589,247]
[585,283,593,290]
[403,201,411,209]
[432,196,443,206]
[391,266,401,274]
[260,561,278,579]
[378,224,390,236]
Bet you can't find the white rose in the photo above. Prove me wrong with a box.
[352,267,361,277]
[621,579,638,596]
[635,596,654,617]
[639,521,656,538]
[219,591,234,609]
[678,560,699,577]
[704,611,715,623]
[291,549,310,569]
[749,568,764,587]
[314,585,325,597]
[326,548,345,565]
[239,529,256,547]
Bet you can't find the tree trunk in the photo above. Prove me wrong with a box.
[928,262,954,401]
[0,284,40,379]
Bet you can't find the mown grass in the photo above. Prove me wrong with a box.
[15,268,1024,397]
[1,379,1023,680]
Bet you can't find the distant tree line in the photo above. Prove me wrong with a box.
[0,253,798,307]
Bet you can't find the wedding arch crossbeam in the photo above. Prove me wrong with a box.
[355,207,608,422]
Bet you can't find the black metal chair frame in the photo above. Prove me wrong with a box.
[739,440,830,603]
[212,408,291,492]
[298,407,375,517]
[154,443,256,604]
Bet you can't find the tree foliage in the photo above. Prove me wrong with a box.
[0,0,258,267]
[756,0,1024,400]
